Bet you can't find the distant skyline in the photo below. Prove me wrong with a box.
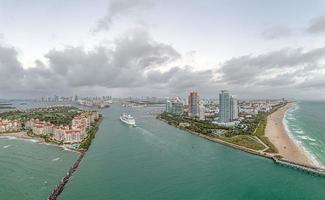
[1,0,325,99]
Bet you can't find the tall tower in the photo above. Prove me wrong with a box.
[231,96,238,120]
[219,90,238,123]
[219,90,231,123]
[188,91,200,118]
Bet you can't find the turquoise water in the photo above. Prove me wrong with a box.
[0,138,78,199]
[285,101,325,167]
[58,104,325,200]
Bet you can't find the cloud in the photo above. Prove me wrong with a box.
[2,28,325,99]
[307,15,325,34]
[218,47,325,90]
[261,26,293,40]
[0,45,24,89]
[93,0,153,32]
[0,29,199,97]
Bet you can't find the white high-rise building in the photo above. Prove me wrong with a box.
[231,96,238,120]
[165,98,173,113]
[218,90,238,123]
[165,97,184,116]
[199,104,205,120]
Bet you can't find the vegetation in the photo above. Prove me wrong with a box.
[159,102,287,153]
[0,106,80,126]
[216,135,265,151]
[159,112,265,151]
[259,136,278,153]
[159,112,227,134]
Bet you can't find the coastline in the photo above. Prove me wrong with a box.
[0,132,80,153]
[265,102,316,167]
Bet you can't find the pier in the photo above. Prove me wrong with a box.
[272,157,325,177]
[48,151,85,200]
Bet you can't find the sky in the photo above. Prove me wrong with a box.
[1,0,325,99]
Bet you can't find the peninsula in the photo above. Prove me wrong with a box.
[159,92,319,170]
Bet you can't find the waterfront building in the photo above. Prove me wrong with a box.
[25,111,99,144]
[219,90,231,123]
[0,119,22,133]
[199,104,205,121]
[165,97,184,116]
[171,97,184,116]
[218,90,238,123]
[231,96,239,120]
[188,91,200,118]
[165,98,173,113]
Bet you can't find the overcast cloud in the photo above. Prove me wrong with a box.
[1,1,325,100]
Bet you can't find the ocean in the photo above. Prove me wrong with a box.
[60,104,325,200]
[1,102,325,199]
[285,101,325,168]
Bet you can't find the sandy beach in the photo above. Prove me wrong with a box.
[0,131,45,142]
[265,103,315,167]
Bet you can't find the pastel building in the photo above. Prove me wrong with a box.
[188,91,200,118]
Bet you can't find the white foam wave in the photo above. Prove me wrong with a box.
[310,142,319,146]
[298,135,316,142]
[3,145,11,149]
[283,103,323,168]
[51,157,60,161]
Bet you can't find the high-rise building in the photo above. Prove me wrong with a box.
[231,96,238,120]
[188,91,200,118]
[219,90,238,123]
[165,98,173,113]
[165,97,184,116]
[199,104,205,120]
[171,97,184,116]
[219,90,231,123]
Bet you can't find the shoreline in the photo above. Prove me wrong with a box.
[157,116,275,160]
[0,132,80,153]
[282,104,322,168]
[157,113,325,176]
[265,102,316,167]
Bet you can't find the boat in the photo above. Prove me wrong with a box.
[120,114,136,126]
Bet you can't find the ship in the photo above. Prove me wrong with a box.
[120,114,136,126]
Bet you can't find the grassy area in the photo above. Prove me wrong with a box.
[0,107,80,126]
[216,135,265,151]
[159,113,266,151]
[254,114,267,136]
[159,112,227,135]
[259,136,278,153]
[159,105,287,153]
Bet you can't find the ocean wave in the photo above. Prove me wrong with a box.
[310,142,319,146]
[297,135,316,142]
[3,145,11,149]
[51,157,60,161]
[283,104,323,168]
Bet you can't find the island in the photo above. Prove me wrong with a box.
[0,105,102,151]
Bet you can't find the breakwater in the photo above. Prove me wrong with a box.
[272,157,325,177]
[48,151,85,200]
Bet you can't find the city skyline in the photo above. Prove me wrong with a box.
[1,0,325,100]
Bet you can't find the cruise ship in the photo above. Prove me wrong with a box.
[120,114,136,126]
